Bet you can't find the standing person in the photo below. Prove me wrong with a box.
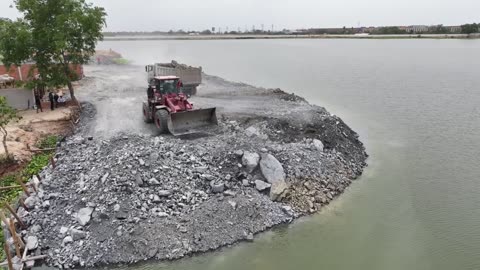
[34,91,43,113]
[48,91,55,111]
[54,91,59,108]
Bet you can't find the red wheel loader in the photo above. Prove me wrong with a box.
[142,76,217,135]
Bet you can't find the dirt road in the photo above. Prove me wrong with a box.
[76,65,321,138]
[76,65,154,137]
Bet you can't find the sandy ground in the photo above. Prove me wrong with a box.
[1,107,75,162]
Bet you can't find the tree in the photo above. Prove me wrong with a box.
[0,19,33,67]
[374,26,407,35]
[0,97,21,159]
[429,24,448,34]
[461,23,479,34]
[0,0,107,101]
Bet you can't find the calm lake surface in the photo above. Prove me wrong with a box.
[97,39,480,270]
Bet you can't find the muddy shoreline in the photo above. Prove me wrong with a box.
[18,65,367,268]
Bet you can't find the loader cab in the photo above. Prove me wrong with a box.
[153,76,181,95]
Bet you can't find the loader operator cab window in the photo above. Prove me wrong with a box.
[158,79,179,94]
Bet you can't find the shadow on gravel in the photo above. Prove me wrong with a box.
[176,132,215,140]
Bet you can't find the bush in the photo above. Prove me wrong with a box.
[0,174,22,203]
[112,58,129,65]
[36,135,59,149]
[22,153,51,179]
[15,81,26,88]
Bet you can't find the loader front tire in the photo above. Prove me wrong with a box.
[143,103,153,123]
[155,109,169,134]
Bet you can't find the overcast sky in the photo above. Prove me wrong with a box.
[1,0,479,32]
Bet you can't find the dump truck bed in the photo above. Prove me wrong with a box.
[147,62,202,87]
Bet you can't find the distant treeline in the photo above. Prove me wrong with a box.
[103,29,290,36]
[103,23,479,36]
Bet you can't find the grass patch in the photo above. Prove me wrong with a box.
[0,135,58,260]
[36,135,59,149]
[113,58,129,65]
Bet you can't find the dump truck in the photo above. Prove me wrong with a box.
[0,74,15,88]
[145,61,202,96]
[142,75,217,136]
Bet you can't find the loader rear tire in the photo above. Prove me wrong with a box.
[155,109,169,134]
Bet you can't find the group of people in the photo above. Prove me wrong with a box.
[34,90,66,113]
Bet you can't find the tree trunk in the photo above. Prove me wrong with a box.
[1,127,9,159]
[67,80,75,101]
[61,54,76,102]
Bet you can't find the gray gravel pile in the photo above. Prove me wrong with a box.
[15,66,368,268]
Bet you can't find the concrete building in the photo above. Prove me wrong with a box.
[446,25,462,33]
[0,88,33,110]
[409,25,429,33]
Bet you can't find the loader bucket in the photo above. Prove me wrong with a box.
[167,107,218,136]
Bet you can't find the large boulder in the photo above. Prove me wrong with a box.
[259,154,287,201]
[255,180,271,191]
[24,197,38,209]
[71,229,87,241]
[260,154,285,184]
[270,181,288,201]
[210,182,225,193]
[242,152,260,173]
[77,207,94,226]
[312,139,324,152]
[26,236,38,251]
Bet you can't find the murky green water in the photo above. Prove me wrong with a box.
[97,39,480,270]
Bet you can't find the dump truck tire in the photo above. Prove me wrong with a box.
[143,103,153,123]
[155,109,169,134]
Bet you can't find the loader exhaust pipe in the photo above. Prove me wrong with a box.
[167,107,218,136]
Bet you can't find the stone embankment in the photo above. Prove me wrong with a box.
[11,65,367,268]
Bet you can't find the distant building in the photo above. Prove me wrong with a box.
[409,25,429,33]
[363,27,377,33]
[445,26,462,33]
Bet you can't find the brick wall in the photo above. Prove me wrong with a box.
[0,63,84,81]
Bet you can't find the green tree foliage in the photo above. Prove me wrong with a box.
[461,23,479,34]
[429,25,448,34]
[0,0,107,100]
[0,97,21,159]
[0,18,33,66]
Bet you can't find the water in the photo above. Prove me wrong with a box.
[97,39,480,270]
